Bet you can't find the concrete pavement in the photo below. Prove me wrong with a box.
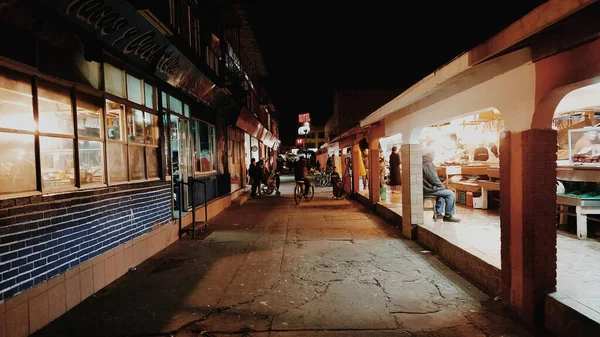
[34,176,533,337]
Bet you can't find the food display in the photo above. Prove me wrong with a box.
[568,127,600,165]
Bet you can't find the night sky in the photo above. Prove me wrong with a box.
[244,1,547,145]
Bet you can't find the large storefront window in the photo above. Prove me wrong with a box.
[192,120,216,173]
[0,64,162,196]
[0,68,36,194]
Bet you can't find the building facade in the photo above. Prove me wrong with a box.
[356,1,600,335]
[0,0,278,334]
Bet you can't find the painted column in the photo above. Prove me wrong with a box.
[401,144,423,239]
[500,129,557,325]
[351,144,361,194]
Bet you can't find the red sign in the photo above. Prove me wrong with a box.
[298,113,311,124]
[296,138,304,145]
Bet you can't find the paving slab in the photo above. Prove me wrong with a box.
[33,177,532,337]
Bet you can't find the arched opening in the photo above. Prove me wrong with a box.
[417,108,504,268]
[359,133,403,208]
[551,82,600,309]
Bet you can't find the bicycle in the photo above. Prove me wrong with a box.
[294,180,314,205]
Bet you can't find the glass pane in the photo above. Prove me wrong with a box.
[163,113,171,176]
[40,136,75,190]
[75,49,102,90]
[76,92,102,138]
[192,120,201,172]
[169,96,182,114]
[104,63,124,97]
[146,147,159,178]
[128,145,145,180]
[184,103,190,117]
[199,122,214,172]
[79,140,104,185]
[105,100,124,141]
[107,142,127,182]
[144,83,155,109]
[126,74,143,104]
[145,113,158,145]
[127,108,144,143]
[0,68,34,132]
[0,132,36,194]
[161,91,167,109]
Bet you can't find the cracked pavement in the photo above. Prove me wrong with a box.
[34,177,533,337]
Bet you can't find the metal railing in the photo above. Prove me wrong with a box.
[177,178,209,239]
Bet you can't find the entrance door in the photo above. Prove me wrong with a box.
[171,115,190,212]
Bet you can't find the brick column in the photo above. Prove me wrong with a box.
[500,129,557,326]
[401,144,423,239]
[352,144,361,194]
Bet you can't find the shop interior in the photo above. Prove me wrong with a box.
[367,83,600,318]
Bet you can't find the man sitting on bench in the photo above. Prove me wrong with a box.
[423,147,460,222]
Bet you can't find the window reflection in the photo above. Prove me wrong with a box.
[127,108,145,143]
[79,140,104,185]
[0,132,36,194]
[0,68,34,132]
[107,142,127,182]
[106,100,124,141]
[77,93,102,138]
[145,113,158,145]
[128,145,145,180]
[146,147,159,178]
[38,80,73,135]
[40,136,75,190]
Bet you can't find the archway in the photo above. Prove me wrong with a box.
[548,81,600,318]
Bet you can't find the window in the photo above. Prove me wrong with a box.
[0,133,36,194]
[0,65,162,196]
[126,74,143,105]
[192,120,215,173]
[144,83,155,109]
[104,63,125,97]
[77,93,104,185]
[107,100,161,182]
[38,80,75,191]
[0,68,34,132]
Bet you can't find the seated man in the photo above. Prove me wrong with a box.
[422,148,460,222]
[294,154,311,196]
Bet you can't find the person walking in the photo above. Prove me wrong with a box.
[388,146,401,193]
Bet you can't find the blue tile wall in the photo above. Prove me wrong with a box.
[0,183,172,301]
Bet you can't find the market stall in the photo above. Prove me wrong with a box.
[421,109,503,209]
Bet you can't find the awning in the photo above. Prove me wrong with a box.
[236,107,279,149]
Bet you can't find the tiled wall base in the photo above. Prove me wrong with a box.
[545,293,600,337]
[417,226,502,296]
[0,190,242,337]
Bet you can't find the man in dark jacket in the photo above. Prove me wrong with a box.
[295,154,310,196]
[423,147,460,222]
[249,158,261,198]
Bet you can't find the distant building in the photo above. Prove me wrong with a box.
[325,89,399,142]
[302,125,326,149]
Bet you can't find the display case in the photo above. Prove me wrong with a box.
[569,126,600,165]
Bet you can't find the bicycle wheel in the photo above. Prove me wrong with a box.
[305,185,315,201]
[294,184,302,205]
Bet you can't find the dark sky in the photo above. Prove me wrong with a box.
[244,1,547,145]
